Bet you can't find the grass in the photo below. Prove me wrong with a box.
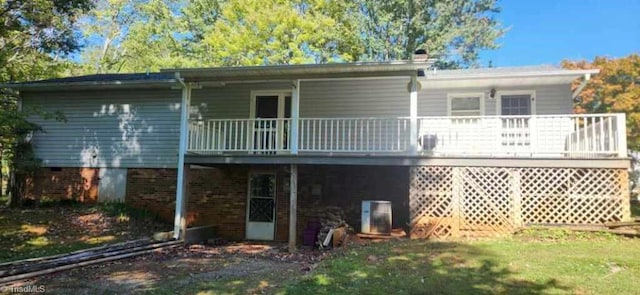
[631,200,640,218]
[0,202,169,262]
[281,230,640,295]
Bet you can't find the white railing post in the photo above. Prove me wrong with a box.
[409,75,419,154]
[291,80,300,154]
[616,113,628,158]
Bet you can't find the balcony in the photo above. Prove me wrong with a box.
[187,114,627,159]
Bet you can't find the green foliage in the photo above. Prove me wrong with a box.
[563,54,640,150]
[97,201,158,221]
[358,0,504,67]
[0,0,93,81]
[1,0,89,205]
[78,0,503,73]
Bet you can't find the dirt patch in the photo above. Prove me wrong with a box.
[9,242,329,294]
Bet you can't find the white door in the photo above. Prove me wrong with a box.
[246,174,276,240]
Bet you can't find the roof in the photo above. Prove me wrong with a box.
[420,65,599,88]
[423,65,598,80]
[30,73,176,83]
[163,60,436,82]
[1,72,177,91]
[0,62,598,91]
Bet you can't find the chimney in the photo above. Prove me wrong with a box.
[413,49,428,62]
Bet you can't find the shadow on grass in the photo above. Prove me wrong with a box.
[0,201,169,263]
[284,240,566,295]
[631,200,640,218]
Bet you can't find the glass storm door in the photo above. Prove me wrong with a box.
[500,94,533,149]
[246,174,276,240]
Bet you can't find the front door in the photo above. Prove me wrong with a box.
[246,173,276,240]
[252,93,291,152]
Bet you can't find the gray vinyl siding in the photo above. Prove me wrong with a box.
[299,78,410,117]
[190,82,291,119]
[418,84,572,116]
[193,78,571,119]
[191,78,412,119]
[22,89,181,168]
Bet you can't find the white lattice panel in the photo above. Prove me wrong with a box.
[460,167,515,233]
[521,168,628,224]
[409,166,456,238]
[410,166,630,238]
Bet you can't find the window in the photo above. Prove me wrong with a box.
[501,94,532,116]
[497,90,535,115]
[448,93,484,117]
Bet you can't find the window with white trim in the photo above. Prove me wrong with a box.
[448,94,484,117]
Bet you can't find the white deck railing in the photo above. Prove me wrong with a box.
[416,114,625,158]
[188,118,291,153]
[188,114,627,158]
[299,118,410,152]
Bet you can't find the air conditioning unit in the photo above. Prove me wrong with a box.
[361,200,392,235]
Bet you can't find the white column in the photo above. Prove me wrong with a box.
[616,113,628,158]
[173,85,191,240]
[289,164,298,252]
[290,80,300,154]
[409,75,419,154]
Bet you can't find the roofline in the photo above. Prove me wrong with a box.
[0,79,177,91]
[420,69,600,81]
[1,63,598,91]
[164,60,436,81]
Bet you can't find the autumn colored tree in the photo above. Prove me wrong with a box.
[563,54,640,151]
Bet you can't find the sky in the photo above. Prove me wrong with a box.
[479,0,640,67]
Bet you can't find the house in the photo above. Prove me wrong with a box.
[3,61,631,249]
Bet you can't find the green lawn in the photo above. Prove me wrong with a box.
[281,230,640,295]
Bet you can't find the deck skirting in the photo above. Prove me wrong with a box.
[409,166,631,238]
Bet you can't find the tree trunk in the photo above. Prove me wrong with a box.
[7,171,20,208]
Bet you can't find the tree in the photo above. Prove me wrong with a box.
[1,0,91,205]
[562,54,640,151]
[78,0,503,72]
[357,0,504,68]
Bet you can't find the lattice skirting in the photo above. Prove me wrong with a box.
[409,166,630,238]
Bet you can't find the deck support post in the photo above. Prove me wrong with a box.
[291,80,300,154]
[409,74,419,154]
[174,77,192,240]
[289,164,298,252]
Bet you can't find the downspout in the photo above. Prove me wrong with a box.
[572,73,591,101]
[173,72,190,240]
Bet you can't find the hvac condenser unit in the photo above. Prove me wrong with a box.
[361,200,392,235]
